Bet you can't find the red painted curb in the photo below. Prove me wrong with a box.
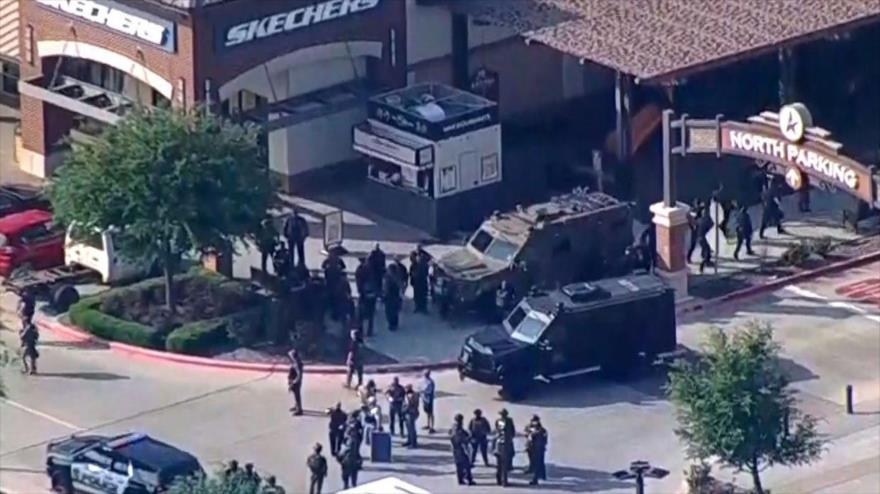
[677,249,880,315]
[34,248,878,374]
[35,317,458,375]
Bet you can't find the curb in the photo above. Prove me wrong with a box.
[676,249,880,315]
[34,317,458,375]
[33,248,880,375]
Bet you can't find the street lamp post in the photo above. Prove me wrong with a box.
[612,460,670,494]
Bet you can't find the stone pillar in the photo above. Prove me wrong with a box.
[650,201,691,302]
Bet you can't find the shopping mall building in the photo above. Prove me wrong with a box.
[3,0,879,234]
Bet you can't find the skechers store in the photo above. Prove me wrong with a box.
[15,0,406,187]
[353,83,502,236]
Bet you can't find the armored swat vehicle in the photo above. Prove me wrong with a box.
[458,274,677,400]
[432,190,633,314]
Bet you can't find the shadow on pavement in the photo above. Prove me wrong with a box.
[39,339,110,351]
[37,371,129,381]
[512,371,667,409]
[538,463,636,492]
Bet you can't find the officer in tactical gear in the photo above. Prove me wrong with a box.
[261,475,285,494]
[403,384,420,448]
[409,246,430,314]
[326,402,347,456]
[759,183,786,238]
[492,414,514,487]
[385,377,406,437]
[307,443,328,494]
[321,251,346,321]
[498,409,516,468]
[450,413,476,485]
[287,350,304,416]
[18,288,36,329]
[468,409,491,466]
[687,201,705,263]
[733,204,756,260]
[382,269,402,331]
[345,330,364,389]
[367,243,386,295]
[337,434,362,489]
[495,281,517,322]
[256,217,279,274]
[355,257,377,336]
[283,209,309,268]
[243,463,261,487]
[223,459,241,481]
[697,209,715,274]
[525,415,548,485]
[19,322,39,375]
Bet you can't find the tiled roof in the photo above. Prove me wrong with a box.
[448,0,880,82]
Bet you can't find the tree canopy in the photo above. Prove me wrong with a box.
[667,322,825,494]
[50,107,273,312]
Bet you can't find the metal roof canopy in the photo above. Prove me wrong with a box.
[445,0,880,84]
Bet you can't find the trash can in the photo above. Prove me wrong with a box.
[370,430,391,462]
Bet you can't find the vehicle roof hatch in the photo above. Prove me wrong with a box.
[561,282,609,303]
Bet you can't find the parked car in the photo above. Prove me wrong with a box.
[65,224,156,284]
[46,432,203,494]
[459,274,678,400]
[0,209,64,277]
[0,184,51,218]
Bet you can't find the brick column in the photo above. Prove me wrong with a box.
[650,201,691,302]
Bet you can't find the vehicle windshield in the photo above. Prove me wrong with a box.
[468,229,520,263]
[503,304,553,344]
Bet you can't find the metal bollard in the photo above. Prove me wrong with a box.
[846,385,854,415]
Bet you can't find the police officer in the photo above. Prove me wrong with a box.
[345,411,364,454]
[498,409,516,464]
[223,459,241,480]
[697,209,715,274]
[525,415,548,485]
[383,269,402,332]
[345,330,364,389]
[687,202,705,264]
[19,322,39,375]
[733,204,756,260]
[759,183,786,238]
[257,217,279,274]
[288,350,304,416]
[495,281,516,322]
[355,257,377,336]
[450,414,476,485]
[639,223,657,272]
[272,244,292,282]
[492,418,513,486]
[367,243,386,294]
[283,209,309,268]
[385,377,406,437]
[337,434,362,489]
[326,402,347,456]
[798,174,811,213]
[261,476,286,494]
[18,288,36,329]
[322,251,346,320]
[403,384,420,448]
[410,247,430,314]
[261,476,285,494]
[307,443,328,494]
[468,409,491,466]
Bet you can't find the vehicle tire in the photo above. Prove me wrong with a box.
[50,470,73,494]
[499,377,530,402]
[51,284,80,312]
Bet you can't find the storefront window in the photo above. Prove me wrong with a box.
[1,59,19,96]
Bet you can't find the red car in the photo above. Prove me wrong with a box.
[0,210,65,277]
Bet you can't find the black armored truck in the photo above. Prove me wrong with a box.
[458,274,677,400]
[431,190,634,315]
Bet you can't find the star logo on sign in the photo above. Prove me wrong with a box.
[779,104,811,142]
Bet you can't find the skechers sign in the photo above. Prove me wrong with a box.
[36,0,176,52]
[222,0,381,50]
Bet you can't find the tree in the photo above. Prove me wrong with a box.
[50,107,273,313]
[667,322,825,494]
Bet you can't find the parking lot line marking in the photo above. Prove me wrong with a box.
[784,286,880,324]
[1,398,82,431]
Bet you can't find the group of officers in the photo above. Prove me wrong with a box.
[16,288,39,375]
[450,408,550,487]
[255,208,435,338]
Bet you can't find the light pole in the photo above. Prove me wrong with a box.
[612,460,669,494]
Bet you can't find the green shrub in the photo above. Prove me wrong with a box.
[70,297,167,349]
[780,241,812,266]
[165,319,228,355]
[165,308,263,355]
[809,236,834,258]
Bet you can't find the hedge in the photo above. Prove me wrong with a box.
[165,308,263,355]
[69,298,166,349]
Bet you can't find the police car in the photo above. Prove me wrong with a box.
[46,432,202,494]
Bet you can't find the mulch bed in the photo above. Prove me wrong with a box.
[689,234,880,301]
